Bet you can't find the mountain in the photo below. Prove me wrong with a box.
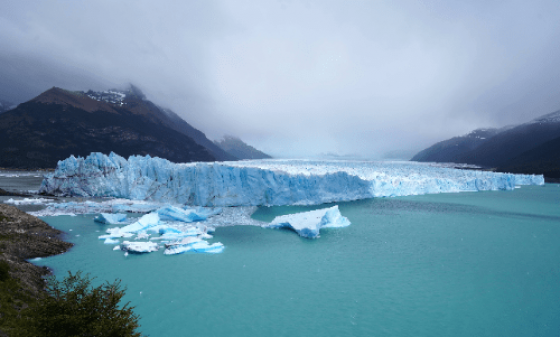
[411,109,560,179]
[497,134,560,179]
[0,87,222,169]
[457,111,560,167]
[411,128,502,163]
[214,135,272,160]
[0,99,14,114]
[84,86,236,161]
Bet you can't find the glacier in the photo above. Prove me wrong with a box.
[39,152,545,206]
[263,205,350,239]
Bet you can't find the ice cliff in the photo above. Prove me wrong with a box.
[39,152,545,206]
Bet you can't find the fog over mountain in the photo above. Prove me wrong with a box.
[1,0,559,158]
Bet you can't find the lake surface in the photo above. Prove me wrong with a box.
[31,185,560,337]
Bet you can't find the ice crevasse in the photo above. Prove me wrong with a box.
[39,152,545,207]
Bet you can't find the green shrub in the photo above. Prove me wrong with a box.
[16,271,142,337]
[0,260,9,282]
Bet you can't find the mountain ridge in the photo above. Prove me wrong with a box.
[0,86,230,168]
[411,108,560,179]
[214,135,271,160]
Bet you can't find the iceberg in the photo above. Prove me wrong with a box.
[96,209,223,255]
[117,213,160,233]
[156,206,217,223]
[121,241,159,253]
[39,152,545,207]
[163,239,224,255]
[94,213,127,224]
[263,205,350,239]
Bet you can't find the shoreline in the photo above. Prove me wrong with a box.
[0,203,73,334]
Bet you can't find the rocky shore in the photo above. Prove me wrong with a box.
[0,203,73,335]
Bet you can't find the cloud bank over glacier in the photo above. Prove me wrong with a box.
[1,1,560,158]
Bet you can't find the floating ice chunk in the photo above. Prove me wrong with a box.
[156,206,214,223]
[94,213,127,224]
[4,198,52,205]
[112,204,160,213]
[158,226,183,235]
[99,232,134,240]
[158,230,201,241]
[118,213,160,233]
[121,241,159,253]
[104,238,120,244]
[135,232,150,240]
[163,238,224,255]
[263,205,350,239]
[113,245,121,251]
[191,241,224,253]
[320,206,351,228]
[164,245,194,255]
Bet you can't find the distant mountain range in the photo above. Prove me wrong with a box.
[214,135,272,160]
[411,109,560,179]
[0,86,256,169]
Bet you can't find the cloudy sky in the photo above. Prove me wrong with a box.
[1,0,559,158]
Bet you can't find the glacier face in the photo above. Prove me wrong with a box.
[39,152,545,207]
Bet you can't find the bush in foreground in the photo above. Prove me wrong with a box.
[16,271,142,337]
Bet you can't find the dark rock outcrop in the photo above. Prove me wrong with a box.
[0,204,73,296]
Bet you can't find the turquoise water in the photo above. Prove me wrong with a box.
[35,185,560,337]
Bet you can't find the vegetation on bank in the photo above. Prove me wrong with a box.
[1,266,142,336]
[0,204,142,336]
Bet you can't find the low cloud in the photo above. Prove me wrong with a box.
[1,0,559,158]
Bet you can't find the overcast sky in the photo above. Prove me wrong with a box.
[1,0,559,158]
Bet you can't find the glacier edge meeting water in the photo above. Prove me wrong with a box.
[39,152,544,206]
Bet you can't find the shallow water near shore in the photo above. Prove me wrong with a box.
[33,184,560,337]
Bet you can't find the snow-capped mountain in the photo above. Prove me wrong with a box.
[0,85,235,169]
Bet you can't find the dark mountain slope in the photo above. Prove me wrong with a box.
[85,86,237,161]
[0,87,214,168]
[458,111,560,167]
[498,134,560,179]
[214,135,272,160]
[411,128,500,162]
[158,108,237,161]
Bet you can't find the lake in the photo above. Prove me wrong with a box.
[28,184,560,337]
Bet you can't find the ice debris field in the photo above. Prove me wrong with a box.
[17,199,350,256]
[8,152,545,257]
